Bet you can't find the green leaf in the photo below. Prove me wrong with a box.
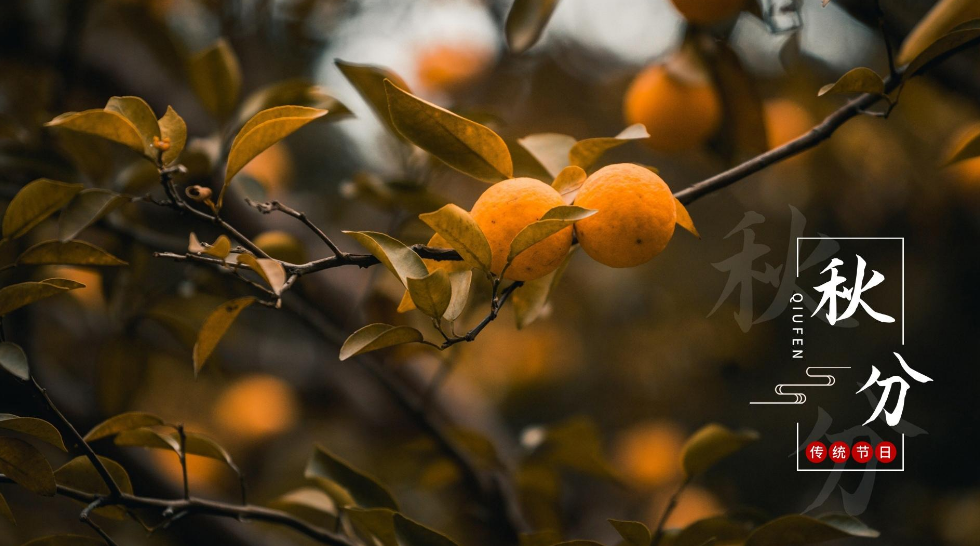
[609,519,652,546]
[193,297,255,376]
[2,179,84,240]
[817,67,885,97]
[104,96,160,156]
[674,516,754,546]
[343,231,429,287]
[0,437,56,496]
[0,490,13,524]
[158,106,187,166]
[518,133,576,178]
[0,415,66,451]
[905,24,980,79]
[21,535,106,546]
[896,0,980,65]
[0,279,85,316]
[57,189,129,242]
[505,0,562,54]
[221,106,328,208]
[188,38,242,120]
[54,455,133,519]
[384,80,513,183]
[444,270,472,322]
[674,198,700,238]
[346,507,398,546]
[418,204,492,270]
[306,445,399,510]
[407,269,452,319]
[513,246,576,329]
[745,514,879,546]
[336,60,411,138]
[44,110,145,155]
[551,165,587,204]
[507,206,595,263]
[680,423,758,478]
[83,412,165,442]
[0,342,29,381]
[14,240,127,267]
[339,324,424,361]
[393,513,459,546]
[569,124,650,170]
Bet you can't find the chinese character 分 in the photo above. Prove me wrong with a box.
[812,255,895,325]
[857,352,932,426]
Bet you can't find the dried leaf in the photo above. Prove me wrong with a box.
[384,80,513,183]
[339,323,423,361]
[2,178,84,240]
[193,297,255,376]
[418,204,492,270]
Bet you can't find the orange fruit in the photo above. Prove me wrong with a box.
[669,0,746,25]
[612,421,686,487]
[416,44,494,93]
[764,98,814,150]
[624,57,722,152]
[214,375,300,441]
[470,177,572,281]
[573,164,676,268]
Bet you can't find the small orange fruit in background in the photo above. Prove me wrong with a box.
[241,142,293,196]
[669,0,746,25]
[624,54,722,152]
[612,421,686,487]
[763,98,815,150]
[214,374,300,441]
[470,177,572,281]
[573,164,676,268]
[416,43,494,93]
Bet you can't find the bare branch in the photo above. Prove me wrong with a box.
[245,198,348,258]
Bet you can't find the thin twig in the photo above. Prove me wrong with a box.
[0,476,356,546]
[30,377,123,498]
[440,281,522,349]
[80,498,119,546]
[652,476,691,546]
[176,424,190,500]
[245,198,347,258]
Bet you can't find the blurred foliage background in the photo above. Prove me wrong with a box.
[1,0,979,545]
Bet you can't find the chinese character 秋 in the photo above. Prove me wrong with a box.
[812,255,895,325]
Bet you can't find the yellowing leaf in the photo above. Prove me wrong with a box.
[45,110,145,155]
[818,67,885,97]
[158,106,187,166]
[518,133,576,178]
[0,342,29,381]
[238,79,352,131]
[444,270,473,322]
[507,206,595,263]
[551,165,587,204]
[505,0,562,54]
[2,178,84,240]
[0,278,85,316]
[906,27,980,79]
[193,297,255,376]
[393,513,459,546]
[188,38,242,120]
[339,323,423,361]
[680,423,758,478]
[222,106,328,208]
[384,80,513,183]
[569,124,650,170]
[336,60,411,137]
[236,254,287,294]
[343,231,428,287]
[83,412,165,442]
[105,96,160,156]
[306,445,399,510]
[347,507,398,546]
[270,487,340,528]
[407,269,452,319]
[14,240,127,267]
[897,0,980,65]
[513,246,575,329]
[674,198,700,238]
[54,455,133,519]
[0,437,56,496]
[745,514,879,546]
[608,520,652,546]
[418,204,491,270]
[58,188,129,242]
